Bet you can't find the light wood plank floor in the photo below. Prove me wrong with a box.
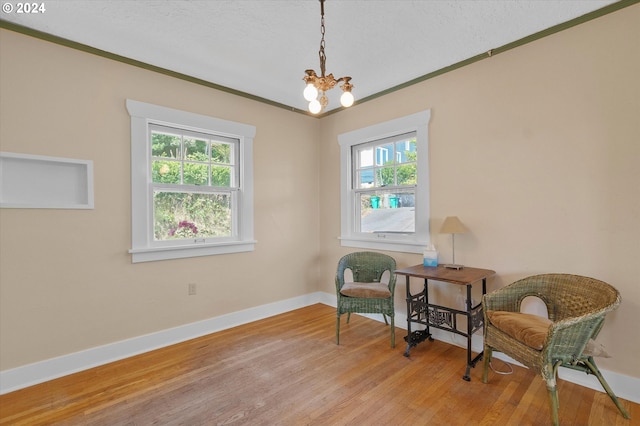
[1,304,637,425]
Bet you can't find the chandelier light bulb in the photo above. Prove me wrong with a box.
[340,91,354,108]
[303,83,318,101]
[309,99,322,114]
[301,0,353,113]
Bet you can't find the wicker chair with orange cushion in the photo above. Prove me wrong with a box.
[482,274,630,426]
[335,251,397,348]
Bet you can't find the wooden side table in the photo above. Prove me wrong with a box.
[395,264,496,381]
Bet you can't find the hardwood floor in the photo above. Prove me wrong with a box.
[1,303,637,425]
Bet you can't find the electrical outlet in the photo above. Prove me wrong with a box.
[188,283,196,295]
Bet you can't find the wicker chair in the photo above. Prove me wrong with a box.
[482,274,630,426]
[335,251,397,348]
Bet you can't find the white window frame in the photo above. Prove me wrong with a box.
[126,99,256,263]
[338,110,431,253]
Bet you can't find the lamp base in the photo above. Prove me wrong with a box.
[444,264,464,270]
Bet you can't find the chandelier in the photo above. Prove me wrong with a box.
[302,0,354,114]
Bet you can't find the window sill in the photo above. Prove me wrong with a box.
[129,240,256,263]
[339,236,426,254]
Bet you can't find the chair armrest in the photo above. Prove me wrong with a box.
[543,313,606,361]
[482,287,522,313]
[387,272,397,295]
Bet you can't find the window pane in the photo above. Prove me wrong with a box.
[152,132,181,158]
[357,170,374,188]
[211,165,232,187]
[396,139,417,164]
[212,142,232,164]
[359,191,415,233]
[375,167,395,186]
[358,147,374,168]
[153,191,232,241]
[152,160,180,184]
[376,144,393,166]
[184,137,209,161]
[183,162,209,185]
[397,163,417,185]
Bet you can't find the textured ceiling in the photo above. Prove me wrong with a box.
[1,0,618,113]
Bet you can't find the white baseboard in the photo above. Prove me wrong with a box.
[2,291,639,405]
[0,292,325,395]
[557,366,639,405]
[339,294,640,404]
[425,328,639,403]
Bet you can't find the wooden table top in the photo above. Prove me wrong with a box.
[394,264,496,285]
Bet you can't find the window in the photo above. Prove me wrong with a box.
[127,100,256,263]
[338,110,431,253]
[353,132,417,233]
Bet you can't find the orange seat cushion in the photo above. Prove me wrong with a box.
[487,310,552,350]
[340,282,391,299]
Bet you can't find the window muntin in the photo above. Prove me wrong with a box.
[338,110,431,254]
[354,133,417,189]
[150,124,238,188]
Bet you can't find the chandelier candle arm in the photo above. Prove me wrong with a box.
[302,0,354,114]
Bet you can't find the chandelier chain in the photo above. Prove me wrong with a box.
[319,3,326,77]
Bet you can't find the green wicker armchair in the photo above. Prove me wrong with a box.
[482,274,630,425]
[335,251,397,348]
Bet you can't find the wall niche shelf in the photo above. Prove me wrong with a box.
[0,152,94,209]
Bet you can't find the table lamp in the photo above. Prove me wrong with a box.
[440,216,468,269]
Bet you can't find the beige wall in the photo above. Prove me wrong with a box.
[1,3,639,382]
[0,29,321,370]
[319,4,640,378]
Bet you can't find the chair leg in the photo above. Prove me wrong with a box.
[382,314,389,325]
[482,345,492,384]
[583,357,631,419]
[546,361,562,426]
[336,314,340,345]
[346,312,351,324]
[547,382,560,426]
[390,314,395,348]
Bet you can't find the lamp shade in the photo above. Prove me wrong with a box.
[440,216,467,234]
